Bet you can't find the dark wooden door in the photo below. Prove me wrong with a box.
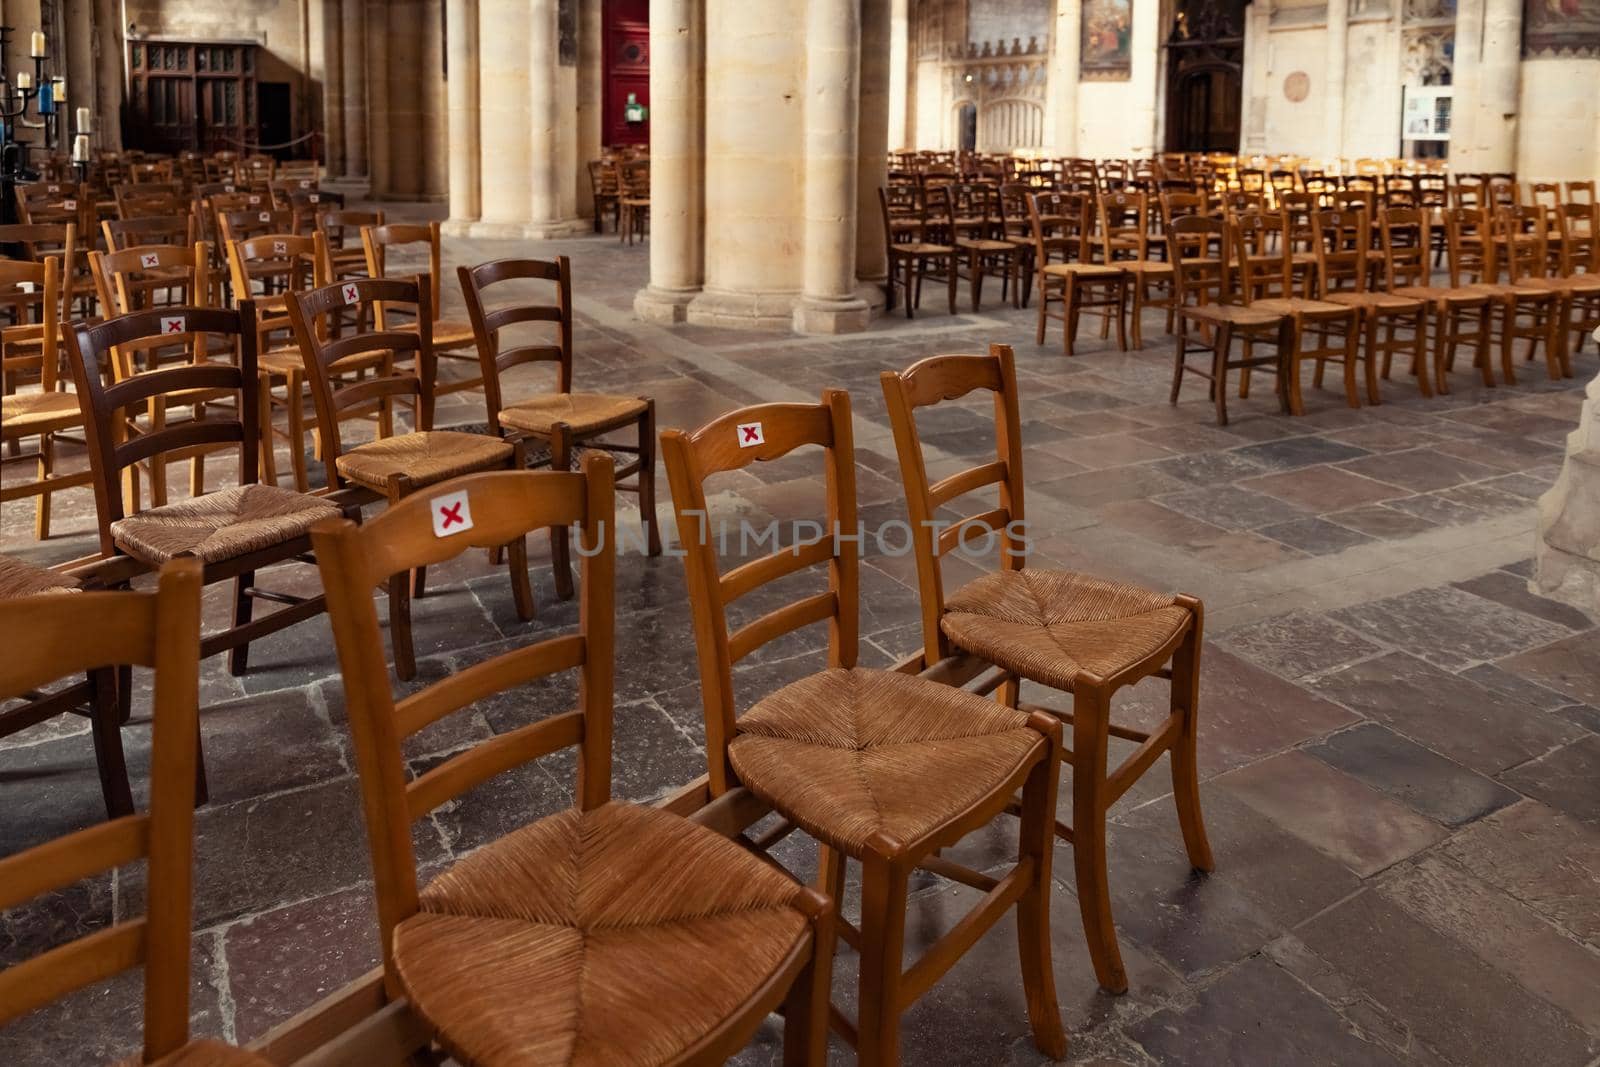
[129,40,257,154]
[1163,0,1245,153]
[603,0,649,146]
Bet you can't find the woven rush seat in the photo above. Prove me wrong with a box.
[1114,258,1175,274]
[144,1039,274,1066]
[396,801,811,1067]
[111,484,341,565]
[392,316,477,348]
[728,667,1042,854]
[897,241,954,255]
[942,569,1192,692]
[1517,274,1600,293]
[499,392,649,437]
[0,554,79,598]
[335,430,514,492]
[1252,296,1356,317]
[2,390,81,434]
[1179,302,1285,327]
[1041,262,1124,277]
[1322,290,1424,311]
[1393,284,1491,307]
[955,237,1015,253]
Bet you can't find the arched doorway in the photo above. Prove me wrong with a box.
[958,102,978,153]
[1164,0,1246,153]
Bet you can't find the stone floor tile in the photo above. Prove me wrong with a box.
[1498,735,1600,825]
[1321,504,1438,540]
[1257,516,1377,555]
[1034,464,1189,507]
[1158,485,1312,531]
[1305,722,1520,827]
[1238,464,1407,512]
[1216,751,1447,877]
[1233,436,1372,471]
[1219,611,1382,680]
[1149,449,1272,486]
[1330,586,1570,670]
[1451,570,1595,631]
[1336,447,1503,493]
[1039,433,1175,469]
[1497,631,1600,706]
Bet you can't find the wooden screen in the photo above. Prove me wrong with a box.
[127,39,259,155]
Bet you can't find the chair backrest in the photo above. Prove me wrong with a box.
[457,256,573,433]
[219,207,295,246]
[1378,206,1430,290]
[1529,182,1562,209]
[312,458,615,975]
[0,222,76,321]
[1441,206,1494,285]
[226,233,327,341]
[102,213,196,253]
[1311,208,1369,295]
[1495,205,1547,283]
[1566,180,1596,205]
[660,389,858,794]
[315,208,386,261]
[1159,190,1207,227]
[117,190,188,221]
[285,275,435,484]
[0,257,61,393]
[0,559,204,1061]
[1097,190,1150,261]
[1557,203,1598,274]
[1231,209,1290,299]
[362,221,444,324]
[619,158,650,197]
[880,343,1028,665]
[90,242,210,318]
[65,305,260,554]
[1166,214,1233,306]
[1028,190,1093,265]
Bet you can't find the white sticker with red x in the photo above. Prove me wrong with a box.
[298,179,311,189]
[430,489,473,538]
[308,193,321,203]
[273,240,288,255]
[248,195,262,204]
[160,315,186,335]
[341,282,361,305]
[140,252,160,268]
[258,211,271,222]
[62,198,76,209]
[224,184,236,193]
[46,184,59,193]
[736,421,765,448]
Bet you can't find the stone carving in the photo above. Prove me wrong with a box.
[1524,0,1600,58]
[1402,27,1455,84]
[1536,333,1600,611]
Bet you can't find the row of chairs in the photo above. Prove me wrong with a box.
[2,338,1210,1066]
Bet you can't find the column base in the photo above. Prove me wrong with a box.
[322,175,372,200]
[464,218,593,240]
[686,288,800,332]
[634,285,701,325]
[792,294,872,335]
[441,218,480,238]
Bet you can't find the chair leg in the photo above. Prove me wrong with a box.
[1070,686,1128,995]
[1212,322,1233,426]
[1169,601,1214,872]
[87,667,134,819]
[640,403,662,557]
[287,370,310,493]
[550,426,576,600]
[1035,282,1048,345]
[388,569,417,681]
[506,534,535,622]
[258,383,280,487]
[228,571,255,677]
[34,432,52,539]
[1170,328,1187,405]
[1016,718,1067,1059]
[1063,281,1080,356]
[411,565,428,600]
[856,850,910,1067]
[946,254,957,315]
[782,889,837,1067]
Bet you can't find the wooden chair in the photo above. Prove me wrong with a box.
[0,559,271,1065]
[226,231,329,492]
[1378,207,1494,394]
[1310,208,1429,403]
[315,208,384,285]
[1096,190,1175,349]
[1450,207,1564,384]
[1028,190,1128,355]
[361,220,483,396]
[619,158,651,245]
[459,255,661,600]
[662,390,1066,1066]
[587,159,621,232]
[878,185,957,318]
[1498,205,1600,374]
[1566,180,1596,206]
[0,555,133,818]
[880,342,1211,996]
[928,183,1017,311]
[217,207,296,248]
[311,459,834,1066]
[285,275,526,680]
[997,182,1039,307]
[1164,214,1294,425]
[66,304,345,683]
[1231,210,1360,414]
[102,213,197,254]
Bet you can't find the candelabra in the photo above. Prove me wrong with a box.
[0,25,83,223]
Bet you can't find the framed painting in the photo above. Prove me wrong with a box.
[1523,0,1600,58]
[1082,0,1133,80]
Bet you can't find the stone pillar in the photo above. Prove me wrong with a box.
[340,0,369,181]
[1045,0,1080,154]
[527,1,581,233]
[1240,0,1271,153]
[1452,0,1521,172]
[856,0,890,294]
[793,0,869,334]
[635,0,705,323]
[321,0,347,176]
[1536,343,1600,610]
[366,0,395,197]
[91,0,124,151]
[888,0,910,150]
[1128,0,1159,155]
[473,0,532,233]
[445,0,481,229]
[576,0,603,220]
[1325,0,1349,161]
[422,0,449,199]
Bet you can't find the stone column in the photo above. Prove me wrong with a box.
[1325,0,1349,161]
[794,0,869,334]
[91,0,124,151]
[1240,0,1271,153]
[421,0,449,199]
[1045,0,1080,154]
[888,0,910,150]
[1451,0,1521,172]
[1536,348,1600,610]
[576,0,603,220]
[635,0,705,323]
[473,0,532,233]
[321,0,347,176]
[445,0,481,229]
[340,0,368,181]
[366,0,394,197]
[856,0,890,294]
[522,0,586,235]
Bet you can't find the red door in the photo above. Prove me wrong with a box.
[603,0,649,146]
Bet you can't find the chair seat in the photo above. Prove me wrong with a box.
[1322,291,1424,312]
[1113,258,1174,276]
[1518,275,1600,294]
[1041,263,1125,278]
[729,667,1043,856]
[956,237,1016,254]
[499,392,648,437]
[2,390,82,435]
[942,569,1192,692]
[111,484,341,565]
[394,317,476,349]
[146,1039,273,1066]
[1466,282,1556,301]
[0,554,79,598]
[336,430,514,492]
[1179,302,1285,327]
[1392,285,1492,308]
[1252,296,1358,319]
[892,241,954,255]
[396,801,810,1067]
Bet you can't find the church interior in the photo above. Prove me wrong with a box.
[2,1,1599,1065]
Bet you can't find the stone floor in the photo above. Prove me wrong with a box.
[4,203,1600,1066]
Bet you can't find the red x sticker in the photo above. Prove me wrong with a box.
[258,211,271,222]
[46,184,59,193]
[308,193,321,203]
[299,179,311,188]
[224,184,235,193]
[140,252,160,268]
[342,283,361,305]
[62,198,76,209]
[248,195,261,205]
[429,489,473,538]
[736,422,764,448]
[273,240,288,255]
[161,315,186,335]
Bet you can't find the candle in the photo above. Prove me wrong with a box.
[76,106,91,133]
[71,134,90,164]
[53,78,65,102]
[30,31,47,58]
[16,72,32,90]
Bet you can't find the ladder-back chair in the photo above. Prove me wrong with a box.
[1028,189,1127,355]
[361,220,482,395]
